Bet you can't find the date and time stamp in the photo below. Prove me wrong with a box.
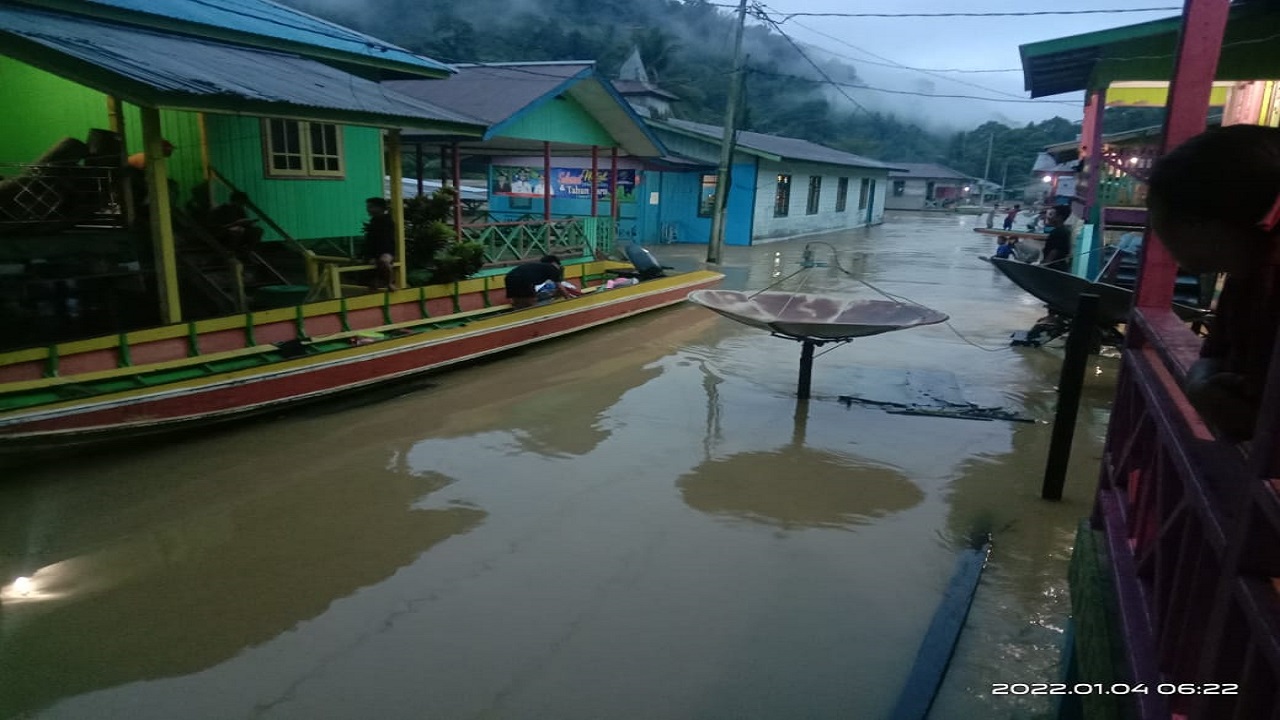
[991,683,1239,696]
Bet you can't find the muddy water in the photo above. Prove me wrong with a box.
[1,212,1117,719]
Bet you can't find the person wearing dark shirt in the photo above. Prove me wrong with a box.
[1040,206,1072,268]
[504,255,576,309]
[363,197,396,291]
[1147,124,1280,441]
[209,191,263,259]
[1003,203,1021,231]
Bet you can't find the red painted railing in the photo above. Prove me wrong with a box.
[1093,308,1280,718]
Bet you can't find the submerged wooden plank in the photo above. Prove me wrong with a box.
[890,534,992,720]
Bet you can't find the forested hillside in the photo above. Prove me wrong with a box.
[284,0,1163,187]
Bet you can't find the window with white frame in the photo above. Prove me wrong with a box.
[263,119,344,178]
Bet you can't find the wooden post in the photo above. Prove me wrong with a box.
[386,129,407,289]
[590,145,599,217]
[1042,293,1099,500]
[610,147,619,223]
[196,112,214,210]
[415,142,424,197]
[105,96,135,228]
[452,142,463,243]
[1134,0,1231,311]
[141,106,181,324]
[439,145,448,185]
[1079,89,1106,279]
[543,141,552,223]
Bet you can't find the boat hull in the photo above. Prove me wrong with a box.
[987,258,1205,324]
[0,271,722,451]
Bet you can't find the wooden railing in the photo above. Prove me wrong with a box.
[1077,307,1280,719]
[460,216,616,263]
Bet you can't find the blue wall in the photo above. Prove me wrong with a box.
[636,162,755,246]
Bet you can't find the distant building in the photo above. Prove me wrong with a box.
[645,119,899,245]
[885,163,971,209]
[613,48,679,119]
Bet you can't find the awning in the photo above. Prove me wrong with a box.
[1020,1,1280,98]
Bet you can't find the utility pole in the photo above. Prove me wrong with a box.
[707,0,748,264]
[979,133,993,206]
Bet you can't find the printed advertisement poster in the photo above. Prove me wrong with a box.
[491,166,638,203]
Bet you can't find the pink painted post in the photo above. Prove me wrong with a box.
[452,142,463,242]
[543,141,552,223]
[610,147,619,223]
[1079,89,1106,223]
[1134,0,1231,311]
[590,145,599,217]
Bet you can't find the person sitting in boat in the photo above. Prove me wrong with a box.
[363,197,396,292]
[1147,124,1280,442]
[504,255,581,309]
[992,237,1016,260]
[1040,206,1073,269]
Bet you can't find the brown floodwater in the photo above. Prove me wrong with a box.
[1,212,1117,719]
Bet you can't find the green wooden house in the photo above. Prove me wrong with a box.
[0,0,482,350]
[386,61,676,263]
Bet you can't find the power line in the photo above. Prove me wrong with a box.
[710,4,1182,20]
[786,17,1021,75]
[775,13,1033,100]
[747,68,1080,105]
[748,3,872,116]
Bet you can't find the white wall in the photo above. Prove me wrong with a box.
[750,160,889,242]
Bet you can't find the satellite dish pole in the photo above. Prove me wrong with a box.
[707,0,748,264]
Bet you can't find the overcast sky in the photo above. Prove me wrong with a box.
[756,0,1182,127]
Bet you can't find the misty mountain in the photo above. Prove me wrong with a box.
[280,0,1159,186]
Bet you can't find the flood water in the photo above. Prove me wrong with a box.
[1,212,1119,719]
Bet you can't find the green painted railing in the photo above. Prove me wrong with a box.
[460,217,616,263]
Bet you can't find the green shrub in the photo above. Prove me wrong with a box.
[402,187,486,285]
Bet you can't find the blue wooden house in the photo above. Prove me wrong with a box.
[641,119,900,246]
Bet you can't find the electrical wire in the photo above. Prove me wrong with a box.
[748,3,873,116]
[746,67,1078,105]
[710,4,1182,19]
[804,242,1013,352]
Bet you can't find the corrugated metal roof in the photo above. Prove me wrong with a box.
[388,62,667,157]
[0,5,483,130]
[27,0,453,77]
[612,79,680,101]
[887,163,969,180]
[387,63,594,126]
[656,119,898,171]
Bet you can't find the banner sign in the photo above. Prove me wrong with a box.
[491,166,637,203]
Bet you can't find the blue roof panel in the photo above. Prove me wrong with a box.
[73,0,452,76]
[0,6,481,129]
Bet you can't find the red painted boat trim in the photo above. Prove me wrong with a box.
[0,275,721,448]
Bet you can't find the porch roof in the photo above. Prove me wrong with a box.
[387,62,667,156]
[17,0,453,79]
[1020,0,1280,98]
[0,5,484,133]
[653,119,901,172]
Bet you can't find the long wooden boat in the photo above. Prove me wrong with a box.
[987,257,1206,323]
[0,260,723,452]
[973,227,1048,241]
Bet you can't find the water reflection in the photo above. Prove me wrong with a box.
[404,308,718,458]
[678,402,923,530]
[0,447,483,719]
